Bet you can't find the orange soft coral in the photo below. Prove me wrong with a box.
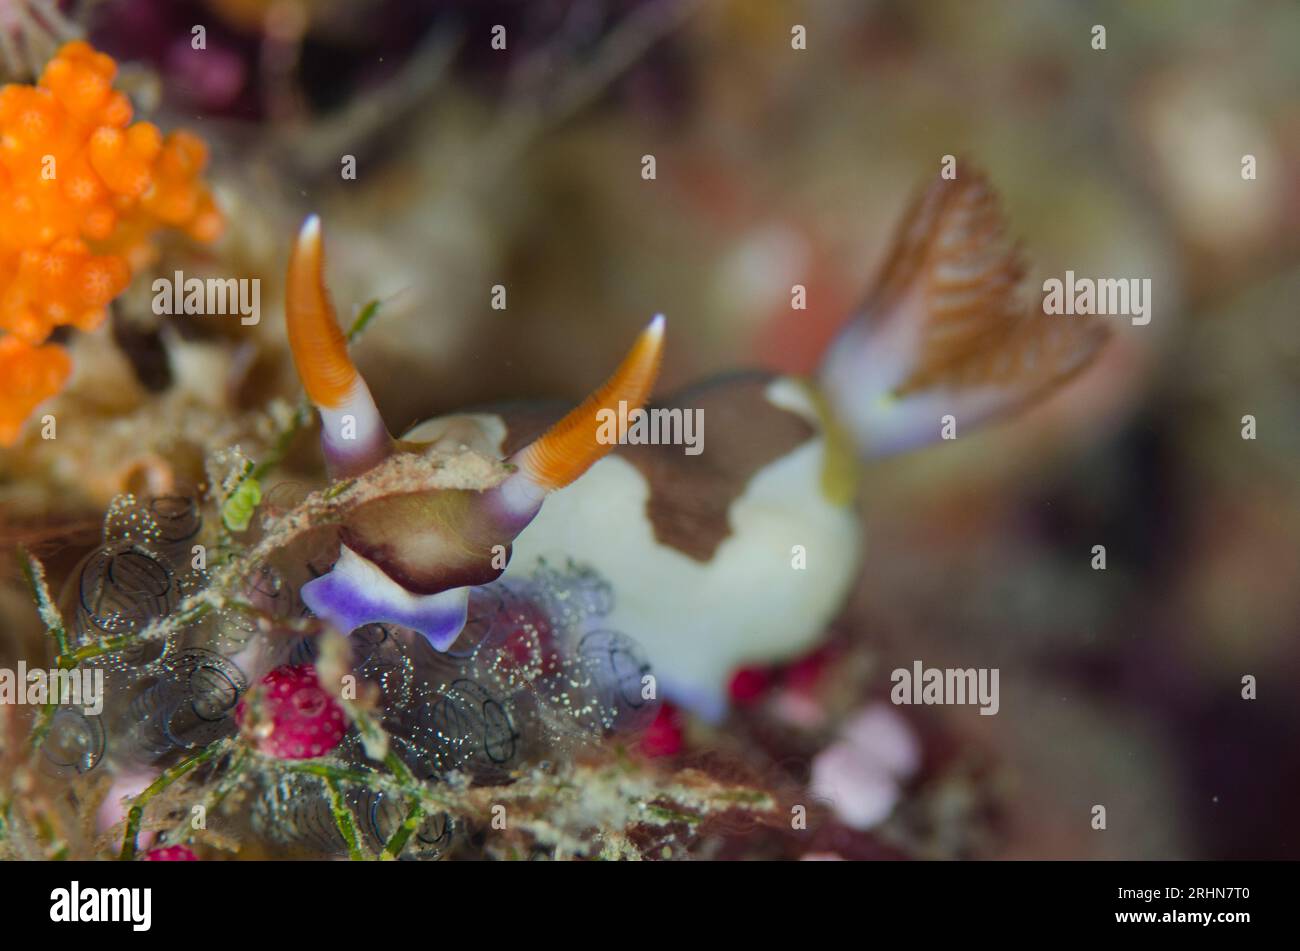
[0,334,70,444]
[0,40,223,445]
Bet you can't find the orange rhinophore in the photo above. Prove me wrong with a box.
[0,41,225,446]
[511,314,665,493]
[286,215,359,412]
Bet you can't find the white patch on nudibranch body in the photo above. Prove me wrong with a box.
[506,377,860,720]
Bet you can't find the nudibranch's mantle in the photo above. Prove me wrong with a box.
[320,444,511,506]
[254,445,510,548]
[230,445,510,604]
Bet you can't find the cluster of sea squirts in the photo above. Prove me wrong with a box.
[39,492,657,858]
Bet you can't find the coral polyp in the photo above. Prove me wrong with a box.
[0,332,68,443]
[0,40,222,444]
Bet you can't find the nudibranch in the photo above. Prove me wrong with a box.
[285,170,1108,721]
[0,41,223,445]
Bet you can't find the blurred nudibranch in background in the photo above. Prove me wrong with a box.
[0,39,223,445]
[285,169,1110,721]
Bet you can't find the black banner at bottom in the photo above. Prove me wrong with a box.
[0,859,1282,939]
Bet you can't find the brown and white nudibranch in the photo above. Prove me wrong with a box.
[285,170,1109,721]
